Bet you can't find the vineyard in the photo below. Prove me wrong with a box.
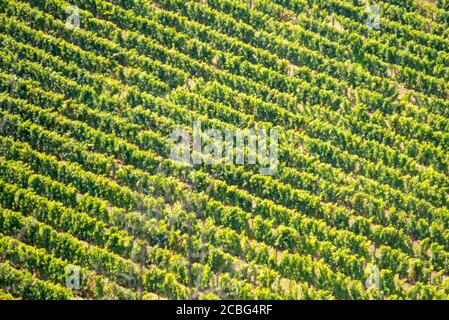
[0,0,449,300]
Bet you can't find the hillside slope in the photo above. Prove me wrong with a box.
[0,0,449,299]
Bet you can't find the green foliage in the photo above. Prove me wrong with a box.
[0,0,448,300]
